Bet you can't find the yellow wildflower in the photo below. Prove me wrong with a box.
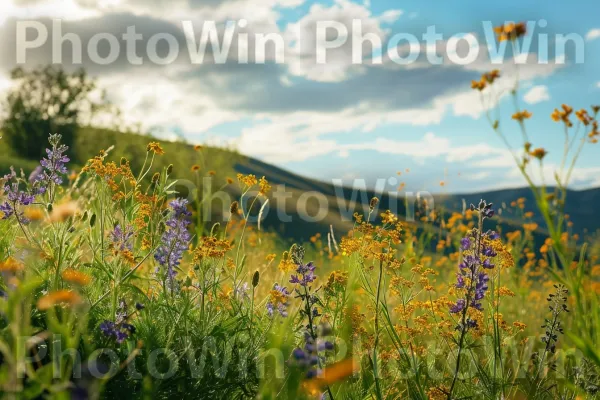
[147,142,165,155]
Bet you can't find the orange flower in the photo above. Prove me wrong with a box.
[24,207,45,222]
[512,110,532,122]
[513,321,527,331]
[62,269,92,286]
[304,358,358,395]
[0,258,24,273]
[497,287,515,297]
[529,148,547,161]
[551,104,574,127]
[146,142,165,155]
[37,290,82,310]
[494,22,527,41]
[471,79,486,91]
[191,164,201,172]
[576,109,591,125]
[482,69,500,83]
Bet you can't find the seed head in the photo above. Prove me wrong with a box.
[252,270,260,287]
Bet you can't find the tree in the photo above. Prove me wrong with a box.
[1,66,107,160]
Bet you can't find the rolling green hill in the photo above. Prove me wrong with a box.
[2,128,599,244]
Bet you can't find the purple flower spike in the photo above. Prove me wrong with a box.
[154,198,192,291]
[451,200,497,329]
[111,224,134,251]
[34,134,70,196]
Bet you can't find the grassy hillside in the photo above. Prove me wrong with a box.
[2,127,598,243]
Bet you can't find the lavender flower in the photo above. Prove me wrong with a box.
[287,248,335,398]
[234,282,250,301]
[450,299,466,314]
[35,134,69,184]
[266,284,290,317]
[100,320,135,343]
[111,224,134,251]
[28,166,43,184]
[154,198,192,290]
[290,262,317,287]
[460,237,471,251]
[99,300,136,343]
[450,200,498,329]
[292,326,334,379]
[33,134,70,198]
[1,134,69,223]
[1,167,35,224]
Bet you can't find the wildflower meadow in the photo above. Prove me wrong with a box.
[1,20,600,400]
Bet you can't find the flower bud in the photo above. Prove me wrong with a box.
[230,201,239,215]
[252,270,260,287]
[369,197,379,211]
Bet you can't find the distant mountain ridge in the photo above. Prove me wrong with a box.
[233,155,600,240]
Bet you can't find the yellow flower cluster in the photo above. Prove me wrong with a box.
[237,173,258,188]
[324,270,348,296]
[82,152,136,193]
[259,176,271,195]
[471,69,500,91]
[146,142,165,155]
[278,251,296,272]
[551,104,574,127]
[493,22,527,41]
[61,269,91,286]
[192,236,233,264]
[512,110,532,122]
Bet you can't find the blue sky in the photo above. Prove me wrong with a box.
[0,0,599,193]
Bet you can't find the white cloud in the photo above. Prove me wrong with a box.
[586,28,600,41]
[285,0,389,82]
[523,85,550,104]
[467,171,491,181]
[1,0,98,22]
[0,2,17,26]
[96,72,241,133]
[506,162,600,189]
[0,0,572,194]
[378,9,403,24]
[355,134,503,162]
[473,153,514,168]
[236,120,510,165]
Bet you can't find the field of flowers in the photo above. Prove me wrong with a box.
[1,22,600,400]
